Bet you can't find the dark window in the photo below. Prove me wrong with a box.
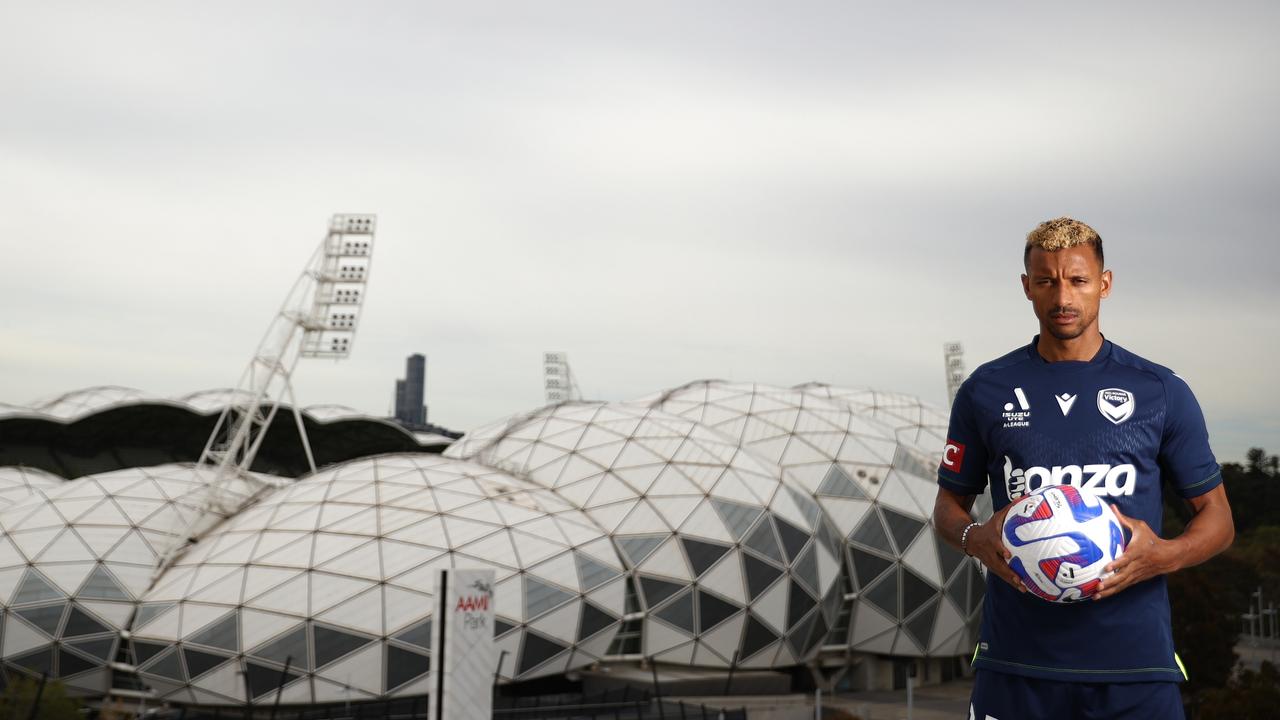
[15,603,65,636]
[681,537,731,577]
[58,648,100,677]
[579,602,617,641]
[655,590,696,634]
[740,613,779,660]
[68,637,115,661]
[245,659,301,699]
[697,590,739,633]
[742,552,783,600]
[576,553,620,590]
[252,625,309,670]
[743,519,783,563]
[63,606,110,638]
[11,648,53,675]
[313,624,374,668]
[936,535,967,583]
[710,498,762,540]
[131,640,169,666]
[864,569,901,619]
[616,535,665,566]
[787,611,818,657]
[945,569,968,615]
[386,645,431,690]
[638,575,685,608]
[793,544,820,594]
[851,547,894,590]
[396,618,433,648]
[143,648,184,681]
[774,516,811,562]
[133,603,174,629]
[524,577,573,619]
[882,508,926,554]
[965,563,986,614]
[786,580,817,628]
[901,568,936,618]
[183,648,232,679]
[12,570,63,604]
[850,511,893,555]
[518,631,568,675]
[188,612,239,652]
[904,598,940,651]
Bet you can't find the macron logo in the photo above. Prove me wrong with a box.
[1055,393,1077,416]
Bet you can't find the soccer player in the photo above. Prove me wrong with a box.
[932,218,1235,720]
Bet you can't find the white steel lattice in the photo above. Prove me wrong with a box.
[156,214,376,578]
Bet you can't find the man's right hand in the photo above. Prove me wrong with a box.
[965,505,1026,593]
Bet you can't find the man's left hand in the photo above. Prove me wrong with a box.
[1094,506,1180,600]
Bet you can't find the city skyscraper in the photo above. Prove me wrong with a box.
[394,353,427,426]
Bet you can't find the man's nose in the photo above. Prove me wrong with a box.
[1054,281,1074,306]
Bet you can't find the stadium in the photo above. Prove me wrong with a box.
[0,217,989,716]
[0,381,987,712]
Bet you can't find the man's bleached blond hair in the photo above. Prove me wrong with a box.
[1023,217,1103,269]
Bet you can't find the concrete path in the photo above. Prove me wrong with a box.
[684,679,973,720]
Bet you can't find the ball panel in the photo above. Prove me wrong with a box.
[1000,485,1126,604]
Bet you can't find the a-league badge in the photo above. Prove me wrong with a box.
[1097,388,1135,425]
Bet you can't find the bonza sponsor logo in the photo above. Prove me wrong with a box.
[1003,455,1136,499]
[1001,387,1031,428]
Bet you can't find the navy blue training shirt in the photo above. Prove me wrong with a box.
[938,336,1221,683]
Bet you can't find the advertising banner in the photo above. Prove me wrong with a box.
[428,567,496,720]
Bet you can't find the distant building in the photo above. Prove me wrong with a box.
[394,353,427,425]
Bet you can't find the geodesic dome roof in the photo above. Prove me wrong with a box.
[0,464,258,695]
[446,401,845,669]
[131,455,627,705]
[0,466,61,511]
[639,381,981,657]
[0,387,449,481]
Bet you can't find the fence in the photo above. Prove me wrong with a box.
[141,690,747,720]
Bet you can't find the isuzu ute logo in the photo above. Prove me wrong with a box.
[1097,388,1135,425]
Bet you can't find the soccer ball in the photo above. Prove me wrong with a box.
[1001,485,1127,603]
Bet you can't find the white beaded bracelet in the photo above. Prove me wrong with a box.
[960,521,982,555]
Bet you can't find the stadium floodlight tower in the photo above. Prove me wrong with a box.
[544,351,582,403]
[154,215,376,576]
[944,341,965,407]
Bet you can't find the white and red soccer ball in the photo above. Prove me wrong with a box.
[1001,485,1127,603]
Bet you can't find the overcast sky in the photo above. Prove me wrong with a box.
[3,1,1277,463]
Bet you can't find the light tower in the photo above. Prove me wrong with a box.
[155,214,376,577]
[544,352,582,403]
[943,342,965,407]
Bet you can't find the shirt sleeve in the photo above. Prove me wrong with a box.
[1159,374,1222,498]
[937,378,990,495]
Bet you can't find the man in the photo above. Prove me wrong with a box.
[933,217,1234,720]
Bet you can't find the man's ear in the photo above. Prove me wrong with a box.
[1101,269,1112,299]
[1021,273,1031,300]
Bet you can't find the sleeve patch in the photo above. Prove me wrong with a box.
[941,440,966,473]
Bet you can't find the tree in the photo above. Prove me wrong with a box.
[1197,661,1280,720]
[1246,448,1267,475]
[0,676,82,720]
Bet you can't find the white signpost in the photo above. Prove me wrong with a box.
[428,568,497,720]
